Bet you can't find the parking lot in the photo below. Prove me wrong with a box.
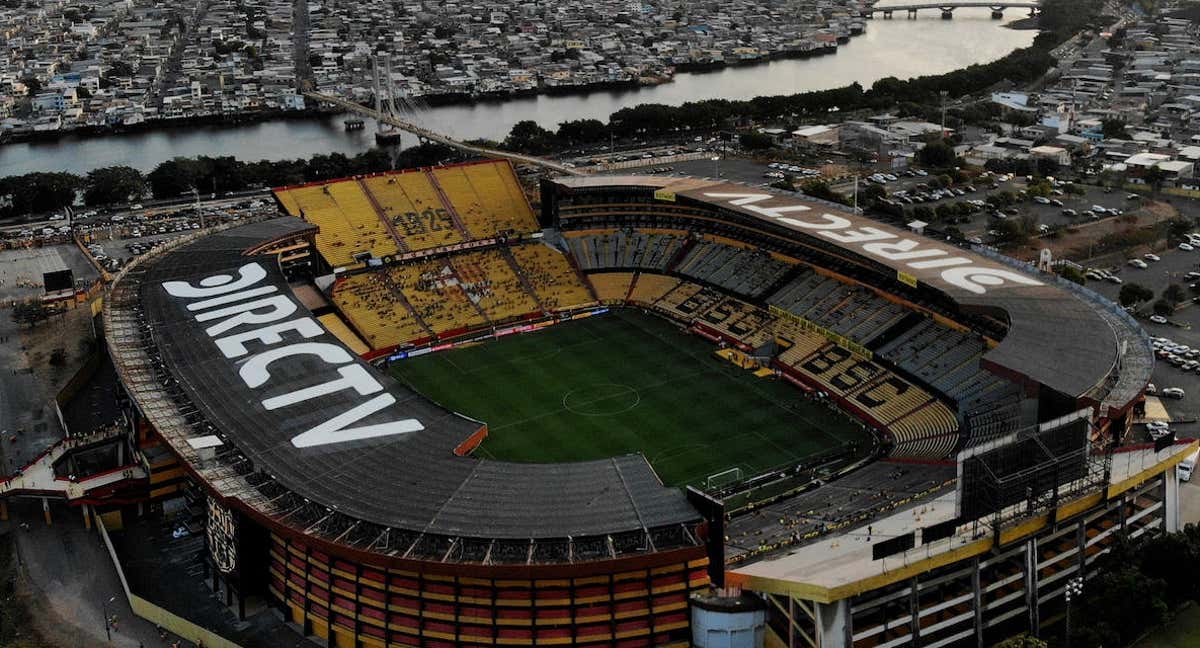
[1084,246,1200,432]
[0,245,100,304]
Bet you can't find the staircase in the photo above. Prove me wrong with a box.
[500,246,545,312]
[358,178,409,253]
[424,170,472,239]
[376,268,436,338]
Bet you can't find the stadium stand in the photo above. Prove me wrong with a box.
[429,162,540,238]
[724,460,956,563]
[697,297,775,349]
[770,271,1018,417]
[567,231,790,300]
[275,181,399,267]
[876,318,1019,413]
[676,238,792,299]
[589,272,637,304]
[566,231,686,273]
[771,319,958,458]
[389,260,489,335]
[507,243,594,311]
[330,272,429,349]
[360,172,467,250]
[451,250,540,322]
[657,283,722,321]
[316,313,370,356]
[628,274,682,307]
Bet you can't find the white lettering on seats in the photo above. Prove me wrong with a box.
[940,267,1044,294]
[162,266,424,448]
[700,192,1045,295]
[290,394,425,448]
[186,285,277,312]
[240,342,353,388]
[163,263,268,298]
[214,318,324,358]
[261,357,382,411]
[196,294,298,336]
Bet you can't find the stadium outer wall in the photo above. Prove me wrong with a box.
[262,522,709,647]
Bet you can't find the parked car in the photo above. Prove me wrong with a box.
[1162,387,1186,399]
[1150,314,1168,324]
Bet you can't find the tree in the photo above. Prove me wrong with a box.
[800,180,849,205]
[1118,282,1154,306]
[147,157,203,198]
[10,302,50,328]
[1102,118,1130,140]
[1164,283,1187,306]
[1057,265,1086,285]
[1154,298,1174,316]
[738,131,775,151]
[0,172,82,219]
[916,139,957,169]
[83,166,145,206]
[861,184,886,206]
[556,119,607,144]
[19,75,40,95]
[994,635,1047,648]
[48,348,67,366]
[502,120,559,155]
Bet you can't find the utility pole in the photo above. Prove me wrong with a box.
[940,90,949,138]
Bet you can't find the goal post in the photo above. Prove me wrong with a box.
[704,466,743,491]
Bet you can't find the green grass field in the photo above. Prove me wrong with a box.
[390,309,871,487]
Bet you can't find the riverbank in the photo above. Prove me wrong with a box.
[0,107,343,145]
[0,17,1037,175]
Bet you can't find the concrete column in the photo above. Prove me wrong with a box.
[1,499,9,521]
[82,503,91,530]
[972,556,984,648]
[1164,469,1180,533]
[41,498,51,526]
[1076,520,1087,574]
[1024,537,1039,636]
[909,577,921,646]
[815,599,851,648]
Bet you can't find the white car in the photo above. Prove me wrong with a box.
[1181,243,1196,251]
[1144,253,1160,262]
[1128,259,1148,269]
[1033,196,1051,204]
[1150,315,1168,324]
[1162,387,1186,399]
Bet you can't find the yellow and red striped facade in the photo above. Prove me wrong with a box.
[269,532,710,647]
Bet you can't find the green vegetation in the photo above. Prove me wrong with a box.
[1119,282,1155,307]
[495,0,1106,155]
[390,309,870,486]
[0,143,457,221]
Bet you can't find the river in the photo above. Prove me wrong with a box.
[0,9,1035,176]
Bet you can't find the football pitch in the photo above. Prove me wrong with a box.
[389,309,872,487]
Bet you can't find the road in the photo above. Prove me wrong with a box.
[0,314,182,647]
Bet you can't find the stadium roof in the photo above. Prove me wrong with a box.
[127,217,699,541]
[550,176,1152,405]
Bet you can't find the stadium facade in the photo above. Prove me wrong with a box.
[97,161,1190,647]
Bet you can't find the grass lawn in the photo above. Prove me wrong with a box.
[1136,604,1200,648]
[390,309,871,486]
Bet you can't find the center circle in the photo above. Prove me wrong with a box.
[562,383,641,416]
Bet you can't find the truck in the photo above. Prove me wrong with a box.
[1179,453,1196,482]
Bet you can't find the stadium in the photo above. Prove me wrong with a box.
[99,159,1195,647]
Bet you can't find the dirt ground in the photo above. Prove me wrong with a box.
[15,304,97,397]
[1011,200,1180,263]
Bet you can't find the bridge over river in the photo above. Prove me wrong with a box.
[305,91,585,176]
[864,1,1040,19]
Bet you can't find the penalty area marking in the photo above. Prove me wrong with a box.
[561,383,642,417]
